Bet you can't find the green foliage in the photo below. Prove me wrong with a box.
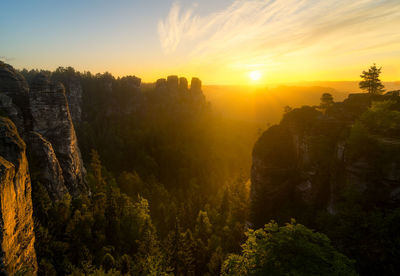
[346,100,400,163]
[88,150,105,192]
[221,220,357,276]
[101,253,115,272]
[69,268,121,276]
[281,105,321,132]
[346,121,379,161]
[119,254,131,275]
[317,197,400,275]
[117,171,144,198]
[195,211,212,242]
[31,153,170,275]
[360,100,400,136]
[359,64,385,94]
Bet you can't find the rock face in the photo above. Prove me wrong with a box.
[190,77,202,92]
[0,117,37,275]
[64,77,83,124]
[251,96,400,227]
[28,131,68,201]
[190,77,205,102]
[0,61,31,134]
[0,62,87,200]
[29,74,87,197]
[167,75,179,91]
[156,78,167,90]
[179,77,188,91]
[0,61,89,275]
[0,93,24,134]
[251,105,351,226]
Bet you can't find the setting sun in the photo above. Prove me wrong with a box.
[249,70,262,81]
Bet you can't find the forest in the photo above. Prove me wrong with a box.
[16,66,256,275]
[2,1,400,275]
[0,62,399,275]
[0,64,390,275]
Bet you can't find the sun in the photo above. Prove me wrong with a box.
[249,70,262,81]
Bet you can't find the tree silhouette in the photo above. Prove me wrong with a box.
[320,93,334,109]
[359,64,385,94]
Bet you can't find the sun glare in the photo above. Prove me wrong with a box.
[249,70,262,82]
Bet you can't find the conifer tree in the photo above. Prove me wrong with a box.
[359,64,385,94]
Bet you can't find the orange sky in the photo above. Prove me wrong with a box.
[2,0,400,85]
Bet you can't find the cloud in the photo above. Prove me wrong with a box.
[158,0,400,71]
[158,2,196,54]
[0,56,14,62]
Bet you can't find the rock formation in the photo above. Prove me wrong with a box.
[0,117,37,275]
[0,61,90,275]
[0,61,31,134]
[167,75,179,91]
[190,77,205,102]
[190,77,202,92]
[0,93,24,134]
[28,131,68,201]
[29,74,87,197]
[251,94,400,227]
[179,77,188,92]
[156,78,167,90]
[64,76,83,124]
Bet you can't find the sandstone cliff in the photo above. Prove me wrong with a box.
[29,74,87,197]
[64,76,82,124]
[0,61,31,134]
[0,117,37,275]
[251,94,400,226]
[28,131,68,201]
[0,62,87,200]
[0,62,89,274]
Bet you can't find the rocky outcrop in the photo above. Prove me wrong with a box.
[156,78,167,91]
[0,62,31,134]
[0,62,90,274]
[251,106,349,225]
[64,77,82,124]
[190,77,202,92]
[0,62,86,200]
[0,117,37,275]
[190,77,205,102]
[0,93,24,134]
[50,68,83,123]
[167,75,179,91]
[28,131,68,201]
[29,74,87,197]
[179,77,188,92]
[251,124,300,226]
[251,96,400,226]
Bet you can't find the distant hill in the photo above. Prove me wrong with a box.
[203,81,400,126]
[288,81,400,93]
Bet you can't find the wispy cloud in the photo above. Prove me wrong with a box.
[158,0,400,75]
[0,56,14,62]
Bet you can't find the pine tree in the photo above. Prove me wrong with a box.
[88,149,105,192]
[359,64,385,94]
[320,93,334,109]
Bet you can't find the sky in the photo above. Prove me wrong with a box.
[1,0,400,85]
